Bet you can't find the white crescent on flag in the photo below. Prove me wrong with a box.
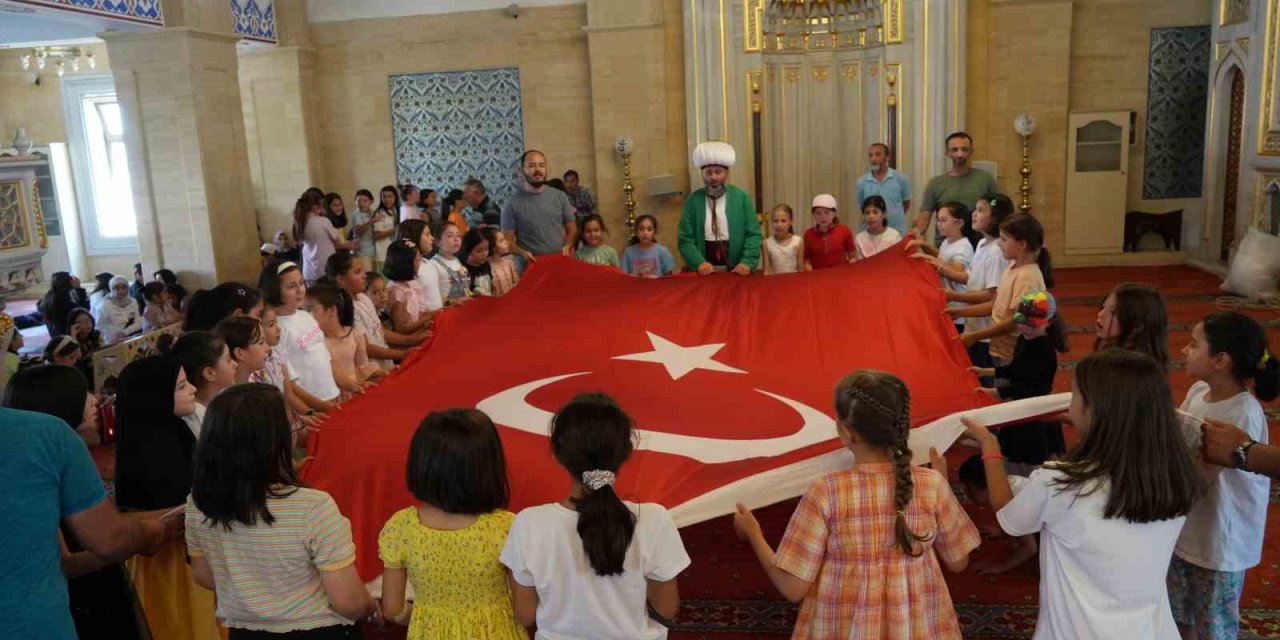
[669,393,1073,527]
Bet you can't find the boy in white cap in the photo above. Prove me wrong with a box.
[802,194,856,270]
[677,141,762,275]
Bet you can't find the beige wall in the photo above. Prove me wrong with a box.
[0,44,137,278]
[583,0,690,254]
[307,4,597,219]
[968,0,1211,264]
[0,45,110,147]
[967,0,1074,257]
[1069,0,1212,248]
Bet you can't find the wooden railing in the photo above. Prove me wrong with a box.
[91,323,183,395]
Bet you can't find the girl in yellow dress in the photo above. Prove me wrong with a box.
[378,409,528,639]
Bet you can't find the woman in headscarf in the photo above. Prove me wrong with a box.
[114,355,223,640]
[94,276,142,344]
[4,365,153,639]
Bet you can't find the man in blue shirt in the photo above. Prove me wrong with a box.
[0,408,165,639]
[855,143,912,235]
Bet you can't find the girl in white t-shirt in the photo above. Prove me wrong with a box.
[500,393,691,640]
[909,202,974,333]
[964,349,1203,640]
[351,188,395,273]
[855,196,904,258]
[258,260,342,404]
[430,221,472,305]
[762,204,804,275]
[945,195,1013,378]
[396,219,445,314]
[375,186,402,264]
[1168,312,1277,639]
[250,307,329,440]
[399,183,422,222]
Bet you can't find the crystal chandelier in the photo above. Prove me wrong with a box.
[19,46,96,78]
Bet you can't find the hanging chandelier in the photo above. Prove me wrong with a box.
[764,0,883,50]
[19,46,96,78]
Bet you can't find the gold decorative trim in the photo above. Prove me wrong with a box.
[743,0,763,52]
[1216,41,1230,61]
[693,0,703,142]
[1236,37,1250,54]
[869,63,879,78]
[0,179,32,251]
[887,62,903,152]
[746,69,762,166]
[31,178,46,249]
[1260,0,1280,155]
[812,66,830,83]
[922,0,929,169]
[785,66,800,84]
[882,0,904,44]
[1253,170,1280,229]
[1220,0,1251,26]
[719,0,731,143]
[842,64,858,82]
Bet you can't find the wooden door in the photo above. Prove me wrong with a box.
[1064,111,1130,255]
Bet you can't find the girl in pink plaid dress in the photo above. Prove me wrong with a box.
[734,370,980,639]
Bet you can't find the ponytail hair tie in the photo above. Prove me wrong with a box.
[276,261,298,275]
[1262,351,1272,369]
[581,470,616,491]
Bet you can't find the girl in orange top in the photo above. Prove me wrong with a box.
[443,188,470,234]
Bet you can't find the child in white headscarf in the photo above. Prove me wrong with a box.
[95,275,142,344]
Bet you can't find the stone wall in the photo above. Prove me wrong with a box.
[967,0,1211,266]
[306,4,596,225]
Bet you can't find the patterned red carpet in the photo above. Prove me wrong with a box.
[44,265,1276,639]
[668,265,1280,640]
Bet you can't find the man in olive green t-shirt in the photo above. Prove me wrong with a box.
[913,132,998,237]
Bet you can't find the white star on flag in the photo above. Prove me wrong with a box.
[612,331,747,381]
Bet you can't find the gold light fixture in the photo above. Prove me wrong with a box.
[614,136,637,238]
[1014,113,1037,215]
[19,46,95,78]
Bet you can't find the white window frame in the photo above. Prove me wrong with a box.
[61,74,139,255]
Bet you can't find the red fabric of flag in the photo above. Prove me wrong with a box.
[302,245,991,580]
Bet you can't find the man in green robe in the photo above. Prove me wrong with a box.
[678,141,762,275]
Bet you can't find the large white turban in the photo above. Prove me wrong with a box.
[692,141,736,170]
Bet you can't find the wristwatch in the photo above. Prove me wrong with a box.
[1233,439,1258,471]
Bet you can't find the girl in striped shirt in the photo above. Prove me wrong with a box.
[186,384,376,638]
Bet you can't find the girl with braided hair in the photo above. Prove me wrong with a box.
[733,370,979,639]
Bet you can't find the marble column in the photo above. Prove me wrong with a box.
[101,6,259,288]
[238,0,321,242]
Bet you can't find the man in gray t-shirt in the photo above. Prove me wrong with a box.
[501,150,578,270]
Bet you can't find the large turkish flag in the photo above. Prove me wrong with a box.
[303,244,993,580]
